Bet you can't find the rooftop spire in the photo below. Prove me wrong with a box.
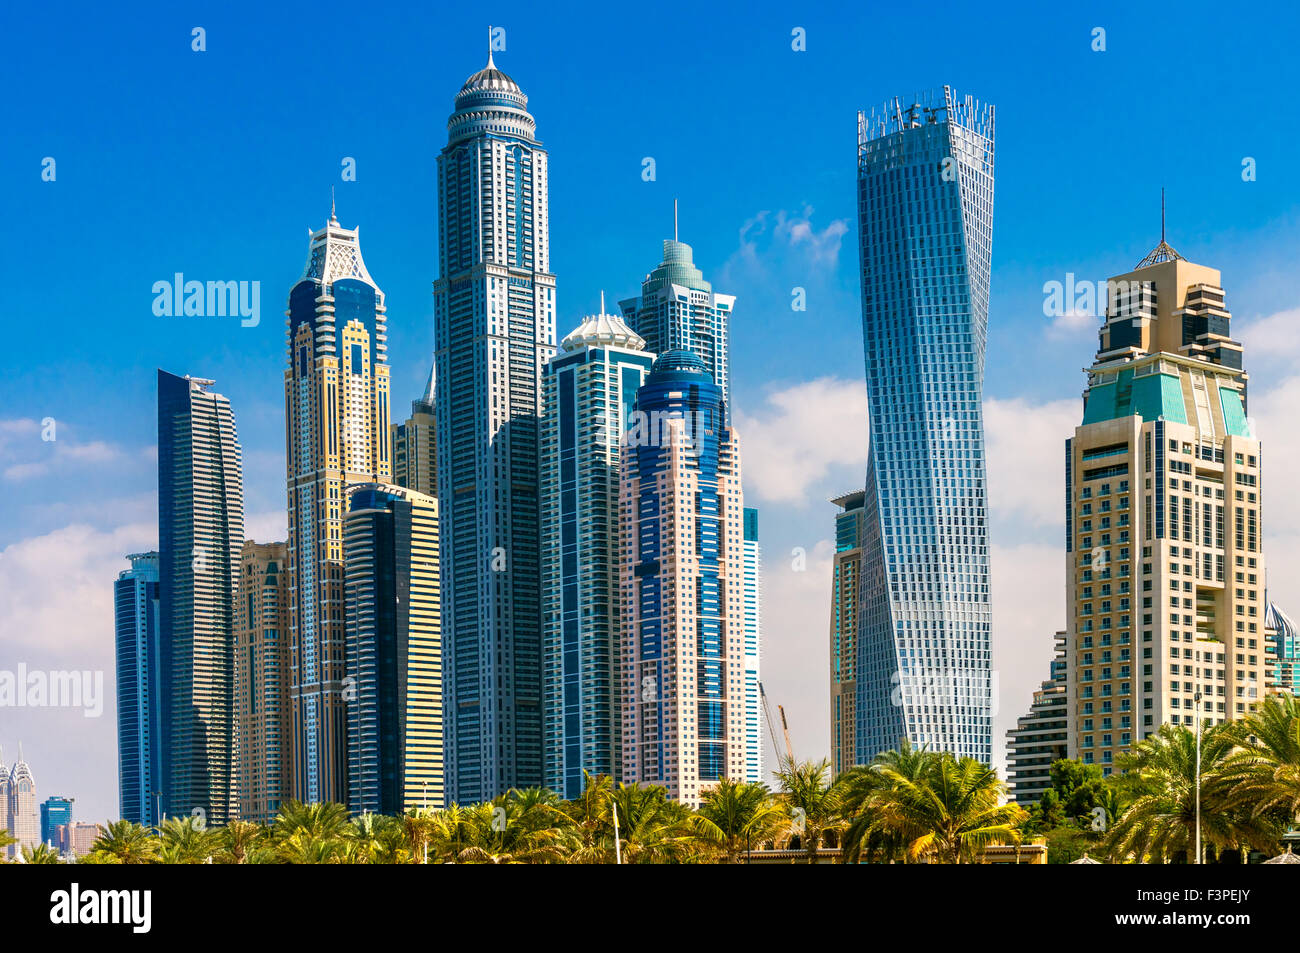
[330,186,338,225]
[600,289,606,315]
[486,25,495,68]
[1135,188,1183,268]
[674,198,678,242]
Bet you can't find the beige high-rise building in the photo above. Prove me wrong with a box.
[234,541,290,822]
[829,490,866,776]
[1065,235,1264,775]
[392,366,437,498]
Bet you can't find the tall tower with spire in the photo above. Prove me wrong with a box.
[434,48,556,800]
[619,225,735,406]
[1063,214,1259,772]
[284,206,392,805]
[6,747,38,858]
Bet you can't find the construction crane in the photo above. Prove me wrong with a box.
[759,682,795,767]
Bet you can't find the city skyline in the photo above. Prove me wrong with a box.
[5,4,1300,823]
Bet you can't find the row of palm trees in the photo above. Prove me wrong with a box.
[7,694,1296,864]
[1101,693,1300,862]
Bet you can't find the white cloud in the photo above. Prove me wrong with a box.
[0,419,127,482]
[757,537,835,768]
[734,377,868,505]
[984,395,1081,535]
[732,206,851,271]
[1046,310,1099,339]
[1238,307,1300,362]
[244,509,288,544]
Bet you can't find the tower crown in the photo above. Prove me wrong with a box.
[447,53,536,145]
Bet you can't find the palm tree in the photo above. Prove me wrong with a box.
[563,771,616,864]
[609,783,695,863]
[157,815,216,863]
[1105,722,1275,862]
[216,820,264,864]
[875,754,1025,863]
[90,819,158,865]
[774,757,842,863]
[692,778,786,863]
[839,740,938,863]
[1221,693,1300,834]
[271,800,351,864]
[22,842,62,864]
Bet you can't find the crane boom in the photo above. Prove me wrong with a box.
[778,704,795,765]
[758,682,784,767]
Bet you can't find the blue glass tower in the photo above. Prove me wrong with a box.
[434,52,556,801]
[619,351,746,806]
[157,370,244,823]
[114,552,161,826]
[40,796,72,846]
[854,88,995,765]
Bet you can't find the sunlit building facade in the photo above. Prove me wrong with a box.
[434,53,556,801]
[344,483,444,814]
[158,370,245,825]
[619,350,745,808]
[541,310,653,798]
[1065,242,1263,773]
[234,541,290,823]
[829,490,866,774]
[284,207,391,805]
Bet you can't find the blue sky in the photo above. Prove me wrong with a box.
[3,0,1300,823]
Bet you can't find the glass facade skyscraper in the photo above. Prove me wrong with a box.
[114,551,161,826]
[434,53,556,802]
[541,309,654,798]
[742,507,762,784]
[158,370,245,825]
[620,238,735,404]
[855,88,995,764]
[344,484,444,814]
[619,350,746,807]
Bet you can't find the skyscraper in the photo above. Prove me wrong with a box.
[285,207,392,805]
[392,367,437,498]
[434,52,556,801]
[40,796,72,846]
[234,541,290,823]
[114,550,161,826]
[541,307,654,798]
[0,748,7,851]
[1266,602,1299,696]
[741,507,762,784]
[1006,633,1068,805]
[619,350,745,807]
[6,749,37,858]
[344,483,444,814]
[158,370,245,825]
[828,490,866,774]
[855,88,995,764]
[1064,240,1262,771]
[620,236,735,404]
